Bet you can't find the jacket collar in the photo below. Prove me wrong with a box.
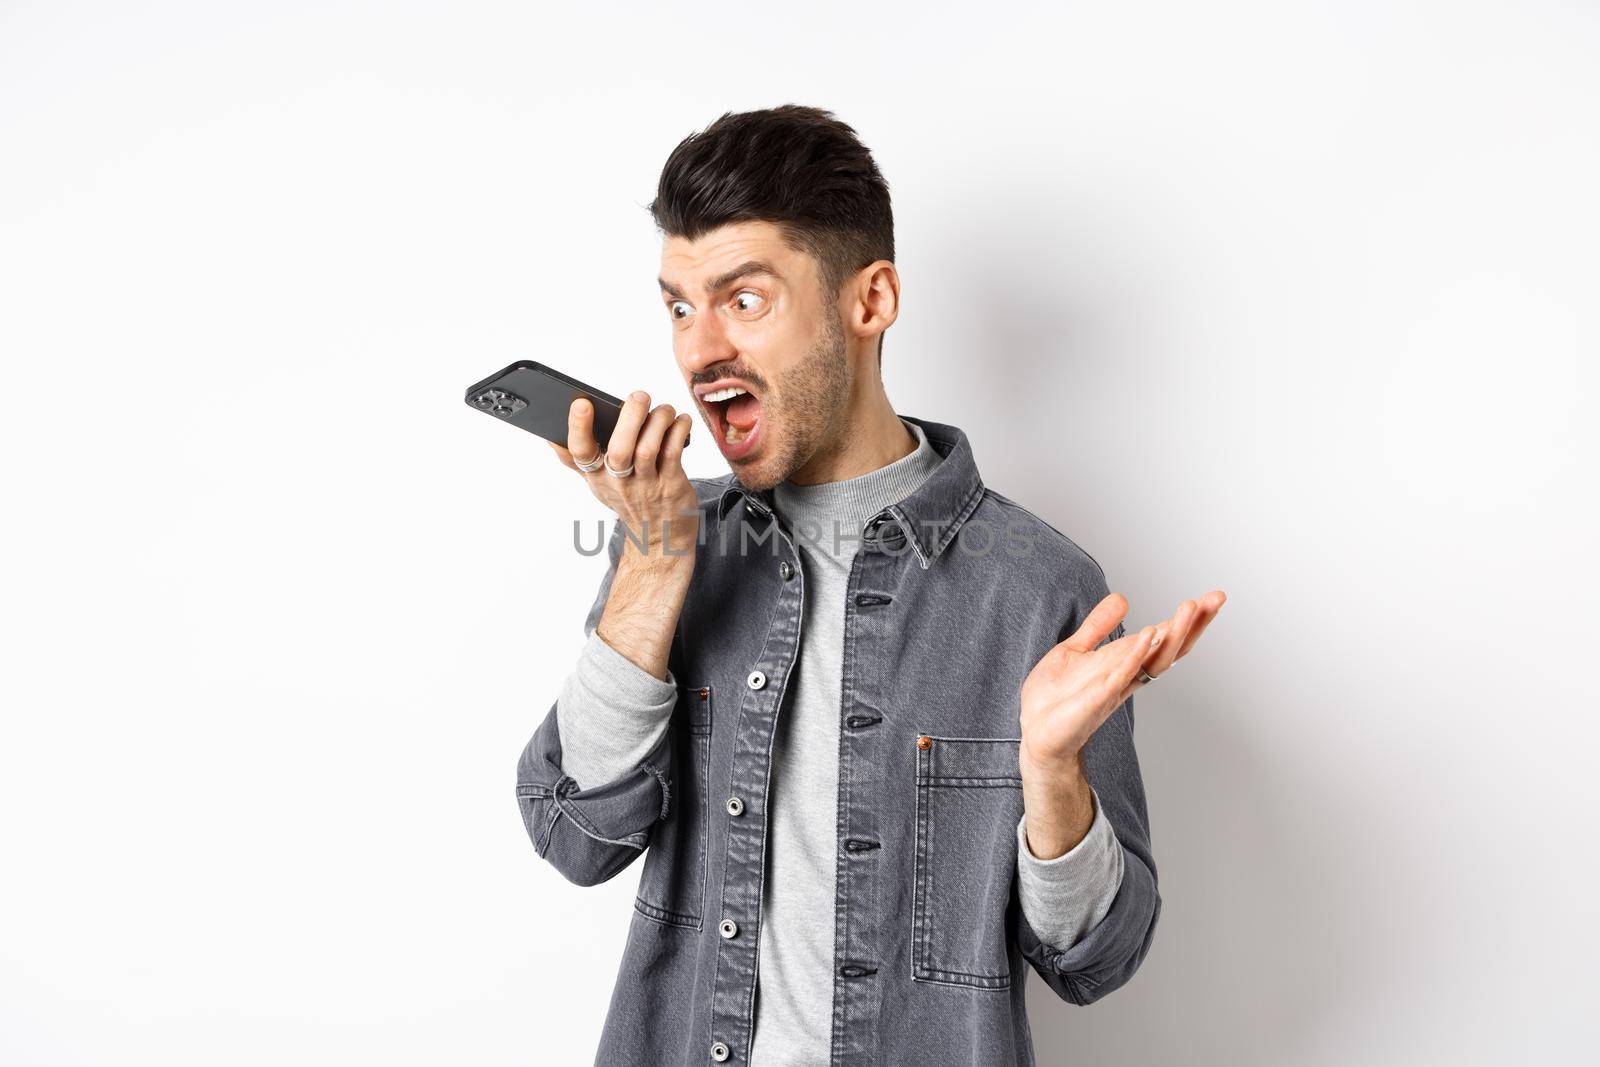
[714,414,986,570]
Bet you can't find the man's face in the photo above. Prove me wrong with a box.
[659,220,852,492]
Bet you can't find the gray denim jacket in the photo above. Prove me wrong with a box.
[515,415,1161,1066]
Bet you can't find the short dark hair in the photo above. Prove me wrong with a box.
[649,104,895,364]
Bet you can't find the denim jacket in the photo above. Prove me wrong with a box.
[515,415,1161,1066]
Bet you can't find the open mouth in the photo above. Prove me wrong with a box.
[699,382,765,462]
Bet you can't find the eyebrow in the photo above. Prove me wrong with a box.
[658,259,781,302]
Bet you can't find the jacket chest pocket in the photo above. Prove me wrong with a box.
[912,734,1024,990]
[634,684,714,930]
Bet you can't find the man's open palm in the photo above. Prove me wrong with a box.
[1019,589,1227,774]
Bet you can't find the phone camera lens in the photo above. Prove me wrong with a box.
[473,388,527,417]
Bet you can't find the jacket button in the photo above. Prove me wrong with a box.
[719,918,739,939]
[699,687,710,700]
[710,1041,731,1062]
[726,796,745,816]
[916,735,933,750]
[747,670,767,690]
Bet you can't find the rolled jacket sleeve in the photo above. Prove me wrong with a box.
[1014,787,1125,951]
[514,518,688,889]
[1011,603,1162,1006]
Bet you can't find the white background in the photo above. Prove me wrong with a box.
[2,2,1596,1064]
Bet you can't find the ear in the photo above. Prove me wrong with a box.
[847,260,900,346]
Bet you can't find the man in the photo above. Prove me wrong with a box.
[515,104,1225,1066]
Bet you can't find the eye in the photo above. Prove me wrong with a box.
[668,300,693,320]
[732,290,765,313]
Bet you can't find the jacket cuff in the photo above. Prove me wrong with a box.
[1015,786,1126,950]
[554,630,679,791]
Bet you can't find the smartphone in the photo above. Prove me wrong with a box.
[464,360,626,450]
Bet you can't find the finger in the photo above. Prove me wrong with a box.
[1120,626,1169,701]
[1145,599,1199,675]
[1094,620,1158,687]
[1058,592,1130,655]
[604,390,651,473]
[632,403,678,481]
[1108,624,1163,705]
[1114,672,1145,708]
[548,439,580,473]
[659,412,693,474]
[566,398,603,469]
[1115,591,1228,704]
[1099,624,1157,697]
[1173,590,1227,660]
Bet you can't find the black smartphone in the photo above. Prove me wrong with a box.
[464,360,626,450]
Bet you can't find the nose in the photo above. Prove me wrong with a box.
[680,306,738,379]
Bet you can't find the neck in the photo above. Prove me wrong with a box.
[786,380,914,486]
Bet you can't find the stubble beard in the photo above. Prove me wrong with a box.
[740,308,852,492]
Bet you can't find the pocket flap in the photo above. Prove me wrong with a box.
[916,735,1022,784]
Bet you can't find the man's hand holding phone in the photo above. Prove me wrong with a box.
[548,388,699,562]
[548,390,698,681]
